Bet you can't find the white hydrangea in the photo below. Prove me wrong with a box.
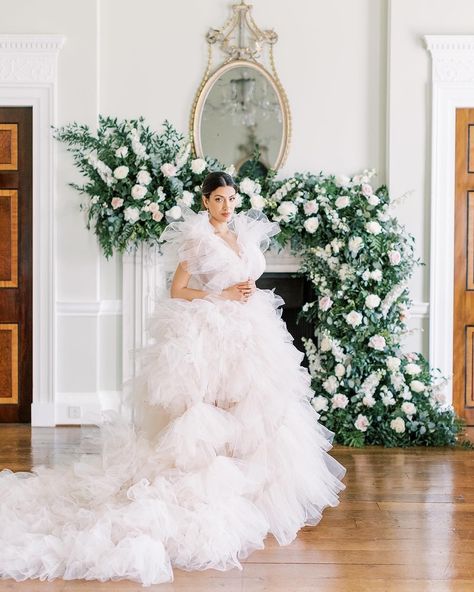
[124,206,140,223]
[179,191,195,207]
[239,177,258,195]
[381,391,396,406]
[311,395,328,412]
[250,194,266,210]
[362,394,376,407]
[322,375,339,394]
[370,269,383,282]
[348,236,363,255]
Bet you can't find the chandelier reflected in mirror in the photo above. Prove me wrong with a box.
[190,0,291,173]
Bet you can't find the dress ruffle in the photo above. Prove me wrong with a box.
[0,207,346,587]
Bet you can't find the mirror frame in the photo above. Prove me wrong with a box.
[190,59,291,171]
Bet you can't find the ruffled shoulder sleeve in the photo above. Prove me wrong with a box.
[158,205,228,286]
[229,208,280,253]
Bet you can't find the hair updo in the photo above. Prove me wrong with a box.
[201,171,238,206]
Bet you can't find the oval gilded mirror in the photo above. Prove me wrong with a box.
[192,60,290,173]
[190,1,291,173]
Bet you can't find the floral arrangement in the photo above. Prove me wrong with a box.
[55,116,466,447]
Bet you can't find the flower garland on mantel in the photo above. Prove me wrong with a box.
[54,116,466,447]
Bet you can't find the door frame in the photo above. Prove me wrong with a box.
[425,35,474,406]
[0,35,65,425]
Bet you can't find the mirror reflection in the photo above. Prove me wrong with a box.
[200,64,285,174]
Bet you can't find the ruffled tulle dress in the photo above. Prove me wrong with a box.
[0,206,346,587]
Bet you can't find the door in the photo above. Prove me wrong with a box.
[0,107,32,422]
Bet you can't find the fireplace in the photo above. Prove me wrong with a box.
[122,246,312,383]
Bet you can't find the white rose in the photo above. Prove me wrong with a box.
[401,401,416,416]
[345,310,363,327]
[124,206,140,223]
[166,205,182,220]
[304,217,320,234]
[354,414,370,432]
[365,294,381,309]
[131,184,148,200]
[390,417,405,433]
[410,380,426,393]
[335,174,351,187]
[370,269,383,282]
[362,270,371,281]
[368,195,380,206]
[320,336,332,352]
[361,183,374,196]
[319,295,333,312]
[331,393,349,409]
[180,190,195,207]
[304,200,319,215]
[191,158,207,174]
[323,375,339,394]
[277,201,298,220]
[366,221,382,235]
[348,236,363,254]
[137,170,152,186]
[388,250,401,265]
[115,146,128,158]
[368,335,386,351]
[335,363,346,378]
[239,177,257,195]
[161,163,177,177]
[386,356,401,372]
[311,396,329,412]
[362,394,376,408]
[405,363,421,376]
[113,165,129,180]
[250,194,266,210]
[335,195,350,209]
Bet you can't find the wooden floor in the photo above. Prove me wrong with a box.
[1,425,474,592]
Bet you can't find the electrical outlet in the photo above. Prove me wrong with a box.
[68,406,81,419]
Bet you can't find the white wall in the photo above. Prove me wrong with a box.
[1,0,471,419]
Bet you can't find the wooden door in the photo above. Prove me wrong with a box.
[0,107,32,422]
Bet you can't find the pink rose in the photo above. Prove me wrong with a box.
[152,210,164,222]
[361,183,373,196]
[111,197,124,209]
[354,414,370,432]
[319,295,333,311]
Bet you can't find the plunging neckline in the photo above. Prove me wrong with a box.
[213,230,244,261]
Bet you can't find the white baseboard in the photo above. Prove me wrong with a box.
[53,391,123,425]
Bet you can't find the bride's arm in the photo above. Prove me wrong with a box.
[170,263,214,301]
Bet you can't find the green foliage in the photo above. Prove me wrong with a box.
[55,117,465,448]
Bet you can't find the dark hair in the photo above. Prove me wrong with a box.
[201,171,238,200]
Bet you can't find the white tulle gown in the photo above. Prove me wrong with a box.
[0,206,346,587]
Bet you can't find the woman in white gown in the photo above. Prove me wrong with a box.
[0,171,346,587]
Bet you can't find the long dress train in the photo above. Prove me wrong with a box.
[0,206,346,586]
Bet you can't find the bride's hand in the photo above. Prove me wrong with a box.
[236,278,256,297]
[223,285,250,302]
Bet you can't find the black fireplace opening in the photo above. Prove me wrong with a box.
[256,273,315,368]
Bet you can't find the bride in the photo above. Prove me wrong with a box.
[0,171,346,587]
